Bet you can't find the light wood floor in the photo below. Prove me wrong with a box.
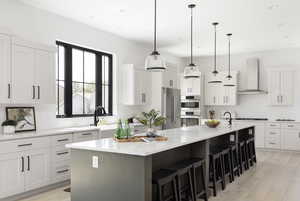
[19,150,300,201]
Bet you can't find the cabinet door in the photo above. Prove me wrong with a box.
[255,125,265,148]
[268,71,281,105]
[280,71,293,105]
[24,148,50,191]
[0,153,25,198]
[181,78,194,96]
[192,78,201,95]
[35,49,56,104]
[282,129,300,151]
[223,86,237,106]
[12,45,35,103]
[0,34,11,103]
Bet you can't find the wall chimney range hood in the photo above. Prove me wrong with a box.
[238,58,268,95]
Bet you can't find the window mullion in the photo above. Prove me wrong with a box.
[64,45,73,117]
[96,54,102,108]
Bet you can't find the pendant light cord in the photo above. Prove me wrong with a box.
[190,6,193,65]
[228,34,231,76]
[153,0,157,52]
[214,24,217,72]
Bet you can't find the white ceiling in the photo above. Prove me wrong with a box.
[20,0,300,57]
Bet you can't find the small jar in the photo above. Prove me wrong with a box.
[2,126,16,135]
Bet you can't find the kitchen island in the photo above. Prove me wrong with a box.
[66,124,255,201]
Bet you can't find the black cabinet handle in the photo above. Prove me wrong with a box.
[21,157,24,172]
[32,86,35,99]
[82,133,92,136]
[8,84,11,99]
[57,138,69,142]
[57,151,69,156]
[57,169,69,174]
[27,156,30,171]
[38,86,40,99]
[18,143,32,147]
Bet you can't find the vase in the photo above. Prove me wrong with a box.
[146,127,157,138]
[2,126,16,135]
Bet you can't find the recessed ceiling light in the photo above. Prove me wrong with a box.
[119,9,126,13]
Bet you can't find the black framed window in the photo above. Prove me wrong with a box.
[56,41,113,118]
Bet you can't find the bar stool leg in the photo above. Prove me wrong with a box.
[188,169,196,201]
[211,158,217,196]
[220,156,226,190]
[158,184,163,201]
[200,165,208,201]
[172,178,179,201]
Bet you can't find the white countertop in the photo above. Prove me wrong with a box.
[66,124,255,157]
[0,123,144,142]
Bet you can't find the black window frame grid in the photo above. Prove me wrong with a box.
[56,41,113,118]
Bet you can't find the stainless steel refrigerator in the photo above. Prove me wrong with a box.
[161,87,181,129]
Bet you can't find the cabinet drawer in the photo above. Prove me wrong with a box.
[51,161,70,183]
[52,146,70,162]
[73,131,99,142]
[266,123,281,129]
[0,137,50,154]
[265,137,281,149]
[281,123,300,130]
[51,134,73,147]
[265,129,281,138]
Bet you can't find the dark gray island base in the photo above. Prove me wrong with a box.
[67,125,255,201]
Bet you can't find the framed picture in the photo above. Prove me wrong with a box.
[6,107,36,132]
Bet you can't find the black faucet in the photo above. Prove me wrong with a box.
[94,106,107,126]
[224,112,232,126]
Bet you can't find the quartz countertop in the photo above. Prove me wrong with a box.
[0,123,144,142]
[66,124,254,157]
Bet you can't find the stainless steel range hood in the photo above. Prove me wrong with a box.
[238,58,268,95]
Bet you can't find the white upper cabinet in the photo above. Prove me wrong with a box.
[0,34,12,103]
[34,49,56,104]
[181,77,201,96]
[205,71,238,106]
[9,38,56,104]
[163,67,179,89]
[268,69,294,106]
[12,45,35,103]
[121,64,150,105]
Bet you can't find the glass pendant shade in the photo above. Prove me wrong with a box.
[145,51,166,71]
[184,64,201,78]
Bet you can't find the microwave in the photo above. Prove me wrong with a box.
[181,96,200,109]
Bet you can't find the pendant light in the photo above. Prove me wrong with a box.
[145,0,166,71]
[208,22,222,84]
[183,4,200,79]
[224,33,235,87]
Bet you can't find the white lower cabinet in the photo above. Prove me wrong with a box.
[0,152,24,198]
[24,148,50,191]
[282,129,300,151]
[73,131,99,142]
[0,148,50,199]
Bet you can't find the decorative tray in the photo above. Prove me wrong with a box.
[114,136,168,143]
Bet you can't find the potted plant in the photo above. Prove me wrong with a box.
[1,120,17,134]
[135,109,166,137]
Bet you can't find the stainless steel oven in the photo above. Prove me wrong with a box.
[181,95,201,109]
[180,95,201,127]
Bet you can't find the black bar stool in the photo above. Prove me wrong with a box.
[209,148,225,197]
[221,147,233,184]
[164,162,195,201]
[228,143,240,180]
[246,137,257,167]
[152,169,178,201]
[238,141,249,174]
[184,158,208,201]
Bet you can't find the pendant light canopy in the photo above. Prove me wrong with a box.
[183,4,201,79]
[145,0,166,71]
[208,22,222,83]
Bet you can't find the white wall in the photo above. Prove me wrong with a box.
[0,0,183,130]
[184,48,300,120]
